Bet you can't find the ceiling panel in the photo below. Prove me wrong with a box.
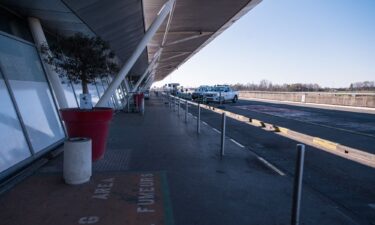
[63,0,148,77]
[143,0,262,82]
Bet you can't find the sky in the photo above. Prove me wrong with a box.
[153,0,375,88]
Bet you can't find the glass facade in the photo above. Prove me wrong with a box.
[0,8,125,177]
[0,8,33,42]
[70,78,121,109]
[0,72,31,172]
[61,78,78,108]
[0,32,65,174]
[89,83,100,106]
[0,34,65,153]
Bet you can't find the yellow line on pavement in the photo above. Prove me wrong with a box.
[168,95,375,168]
[313,138,338,151]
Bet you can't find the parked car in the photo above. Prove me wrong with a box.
[192,85,213,101]
[203,85,238,103]
[163,83,180,95]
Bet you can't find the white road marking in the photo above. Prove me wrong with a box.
[212,128,221,134]
[257,157,285,176]
[79,216,99,224]
[202,121,208,125]
[230,139,245,148]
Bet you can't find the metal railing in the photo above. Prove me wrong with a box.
[161,92,308,225]
[161,92,375,169]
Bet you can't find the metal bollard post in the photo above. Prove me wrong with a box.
[291,144,306,225]
[173,97,176,112]
[185,100,188,123]
[220,112,226,159]
[127,95,130,112]
[178,99,180,116]
[197,103,201,134]
[141,96,145,115]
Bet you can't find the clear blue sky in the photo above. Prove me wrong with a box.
[153,0,375,88]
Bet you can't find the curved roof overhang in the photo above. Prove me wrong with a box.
[1,0,261,84]
[144,0,262,82]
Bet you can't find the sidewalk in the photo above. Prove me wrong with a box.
[0,95,357,225]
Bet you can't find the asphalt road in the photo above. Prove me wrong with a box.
[183,99,375,225]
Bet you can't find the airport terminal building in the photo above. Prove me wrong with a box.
[0,0,261,180]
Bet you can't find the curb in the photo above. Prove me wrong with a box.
[167,95,375,169]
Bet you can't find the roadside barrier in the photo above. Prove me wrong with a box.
[161,93,312,223]
[164,93,375,168]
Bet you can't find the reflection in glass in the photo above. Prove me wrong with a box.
[0,79,31,173]
[97,78,105,97]
[0,34,64,152]
[61,78,78,108]
[89,83,99,105]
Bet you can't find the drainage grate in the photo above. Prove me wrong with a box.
[37,148,132,173]
[93,149,132,171]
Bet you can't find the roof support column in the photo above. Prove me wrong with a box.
[28,17,69,109]
[123,79,131,93]
[96,0,175,107]
[141,74,155,91]
[132,49,161,92]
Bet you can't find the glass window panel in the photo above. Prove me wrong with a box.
[110,97,116,109]
[0,77,31,173]
[0,8,33,42]
[95,78,103,97]
[99,78,113,108]
[60,77,77,108]
[73,82,99,107]
[98,79,106,96]
[115,88,123,108]
[63,82,78,108]
[88,83,99,105]
[0,34,64,152]
[73,83,82,108]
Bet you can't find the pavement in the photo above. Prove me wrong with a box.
[187,99,375,225]
[239,97,375,115]
[217,99,375,152]
[0,95,363,225]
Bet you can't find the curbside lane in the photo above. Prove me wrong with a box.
[167,94,375,169]
[166,94,288,176]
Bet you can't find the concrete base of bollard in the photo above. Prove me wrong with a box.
[63,138,92,185]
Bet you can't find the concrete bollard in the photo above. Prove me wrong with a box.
[63,137,92,185]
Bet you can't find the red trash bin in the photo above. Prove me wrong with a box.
[134,93,144,111]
